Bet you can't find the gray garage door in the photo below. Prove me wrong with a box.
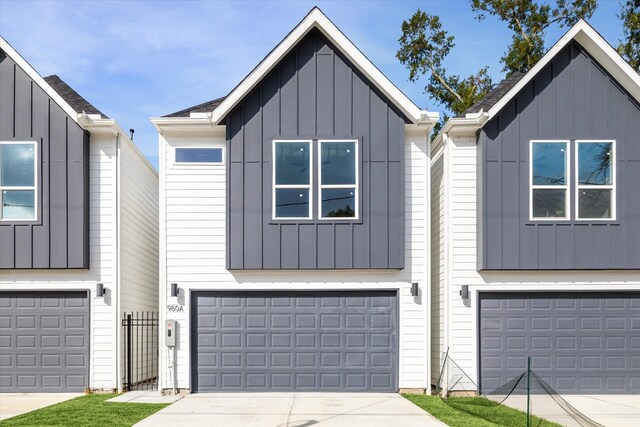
[479,292,640,394]
[0,292,90,392]
[192,291,397,392]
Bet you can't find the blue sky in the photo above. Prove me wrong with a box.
[0,0,624,169]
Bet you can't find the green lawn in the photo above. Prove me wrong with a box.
[404,394,562,427]
[0,394,168,427]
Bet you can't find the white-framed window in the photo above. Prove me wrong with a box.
[0,141,38,222]
[319,139,358,219]
[530,140,569,220]
[272,140,312,219]
[174,146,224,165]
[576,140,615,220]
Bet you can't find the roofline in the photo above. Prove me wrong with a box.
[1,36,81,124]
[209,7,427,125]
[437,20,640,141]
[81,114,158,176]
[150,116,225,133]
[486,20,640,120]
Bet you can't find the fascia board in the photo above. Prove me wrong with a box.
[1,37,81,125]
[486,21,640,120]
[209,8,423,125]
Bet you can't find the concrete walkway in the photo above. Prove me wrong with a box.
[107,390,183,404]
[0,393,82,420]
[134,393,447,427]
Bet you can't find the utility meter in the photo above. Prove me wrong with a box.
[166,320,177,347]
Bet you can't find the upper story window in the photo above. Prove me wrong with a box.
[319,140,357,219]
[0,141,37,221]
[273,140,312,219]
[175,147,223,164]
[530,140,569,220]
[577,140,614,220]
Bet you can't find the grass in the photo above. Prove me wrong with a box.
[404,394,563,427]
[0,393,169,427]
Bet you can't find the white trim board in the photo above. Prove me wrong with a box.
[0,37,82,124]
[209,7,435,126]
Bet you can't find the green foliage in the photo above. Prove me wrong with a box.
[404,394,563,427]
[471,0,597,74]
[0,394,168,427]
[618,0,640,73]
[397,10,493,124]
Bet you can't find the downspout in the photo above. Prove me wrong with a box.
[115,132,122,392]
[425,126,432,394]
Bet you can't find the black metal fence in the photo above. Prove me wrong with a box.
[121,311,159,391]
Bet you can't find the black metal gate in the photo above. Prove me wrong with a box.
[121,312,159,391]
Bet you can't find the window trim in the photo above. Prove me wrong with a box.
[575,139,616,221]
[272,139,313,220]
[529,140,570,221]
[0,140,38,222]
[318,139,359,220]
[173,146,225,167]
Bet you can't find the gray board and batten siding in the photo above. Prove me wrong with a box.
[478,41,640,270]
[226,29,407,270]
[0,51,90,269]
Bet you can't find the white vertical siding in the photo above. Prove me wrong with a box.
[0,135,118,390]
[119,138,159,314]
[159,129,431,391]
[429,151,446,385]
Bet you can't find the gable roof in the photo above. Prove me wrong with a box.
[164,96,225,118]
[44,75,107,118]
[0,37,86,124]
[207,7,433,125]
[461,71,525,117]
[481,20,640,120]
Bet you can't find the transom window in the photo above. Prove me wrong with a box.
[175,147,223,164]
[0,141,37,221]
[577,140,614,220]
[272,139,358,220]
[530,141,569,220]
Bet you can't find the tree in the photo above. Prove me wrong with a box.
[471,0,597,74]
[396,10,493,131]
[618,0,640,73]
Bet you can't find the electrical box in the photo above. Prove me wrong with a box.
[166,320,177,347]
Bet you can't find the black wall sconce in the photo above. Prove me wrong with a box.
[96,283,106,297]
[411,282,419,297]
[171,283,179,297]
[460,285,469,299]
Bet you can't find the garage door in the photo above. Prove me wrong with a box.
[479,292,640,394]
[0,292,90,392]
[192,291,397,392]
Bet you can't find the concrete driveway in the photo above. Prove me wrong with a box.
[134,393,446,427]
[0,393,82,420]
[562,395,640,427]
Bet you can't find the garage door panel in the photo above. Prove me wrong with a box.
[0,292,89,392]
[192,291,397,392]
[479,292,640,394]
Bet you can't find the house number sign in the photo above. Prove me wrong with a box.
[167,304,184,312]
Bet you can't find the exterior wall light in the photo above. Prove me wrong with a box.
[96,283,106,297]
[411,282,419,297]
[171,283,179,297]
[460,285,469,299]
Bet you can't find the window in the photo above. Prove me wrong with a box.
[0,141,37,221]
[175,147,223,164]
[576,140,614,220]
[273,140,312,219]
[319,140,357,219]
[530,141,569,220]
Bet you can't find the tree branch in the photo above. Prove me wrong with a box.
[429,64,464,103]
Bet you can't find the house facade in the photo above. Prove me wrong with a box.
[153,8,438,393]
[0,38,159,392]
[431,21,640,395]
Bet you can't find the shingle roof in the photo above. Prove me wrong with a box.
[461,71,526,116]
[163,96,226,118]
[44,75,107,118]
